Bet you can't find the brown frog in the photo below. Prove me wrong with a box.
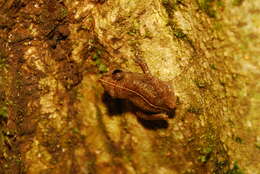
[99,59,177,120]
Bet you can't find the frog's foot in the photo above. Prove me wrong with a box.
[134,58,151,75]
[135,111,168,120]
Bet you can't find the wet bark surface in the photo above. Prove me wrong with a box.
[0,0,259,174]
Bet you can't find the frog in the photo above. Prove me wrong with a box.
[99,58,177,120]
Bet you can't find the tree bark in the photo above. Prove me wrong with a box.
[0,0,259,174]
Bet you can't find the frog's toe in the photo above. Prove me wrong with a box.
[135,111,168,120]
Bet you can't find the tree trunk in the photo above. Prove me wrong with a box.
[0,0,259,173]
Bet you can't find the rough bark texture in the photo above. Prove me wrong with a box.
[0,0,259,174]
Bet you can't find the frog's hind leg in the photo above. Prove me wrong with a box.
[135,111,168,120]
[134,58,151,75]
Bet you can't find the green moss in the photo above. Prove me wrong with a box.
[198,155,207,163]
[256,144,260,149]
[219,79,226,86]
[98,63,108,73]
[91,49,108,73]
[173,28,186,38]
[72,128,80,134]
[0,106,8,119]
[255,142,260,149]
[162,0,169,4]
[194,79,208,89]
[202,147,213,154]
[187,105,202,114]
[144,30,153,38]
[166,20,195,49]
[58,7,68,20]
[214,160,230,173]
[162,0,182,15]
[233,136,243,144]
[197,0,217,18]
[127,28,138,36]
[232,0,244,6]
[92,53,99,60]
[162,0,174,14]
[0,50,7,69]
[198,147,213,163]
[210,64,217,70]
[216,0,224,8]
[213,21,223,31]
[94,57,108,73]
[226,161,244,174]
[92,49,102,60]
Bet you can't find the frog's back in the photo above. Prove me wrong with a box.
[120,72,174,113]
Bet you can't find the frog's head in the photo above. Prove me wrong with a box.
[99,69,125,97]
[111,69,124,80]
[100,69,124,82]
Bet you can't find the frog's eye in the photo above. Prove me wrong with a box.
[112,69,124,80]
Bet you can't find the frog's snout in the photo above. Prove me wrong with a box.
[99,75,111,85]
